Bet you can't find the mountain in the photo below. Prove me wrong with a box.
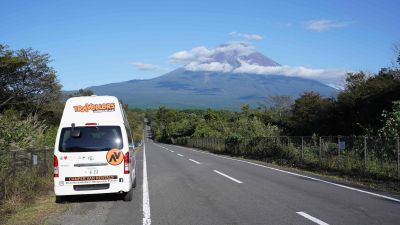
[87,44,338,109]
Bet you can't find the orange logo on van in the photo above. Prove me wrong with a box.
[106,149,123,166]
[73,103,115,113]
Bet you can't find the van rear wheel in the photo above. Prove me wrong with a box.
[123,188,133,201]
[55,195,64,203]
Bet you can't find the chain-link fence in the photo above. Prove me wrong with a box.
[0,149,52,201]
[174,136,400,180]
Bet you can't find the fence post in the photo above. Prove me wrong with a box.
[29,151,33,169]
[338,136,341,156]
[397,136,400,179]
[319,137,322,158]
[43,149,48,172]
[364,136,367,168]
[12,151,16,177]
[301,136,304,159]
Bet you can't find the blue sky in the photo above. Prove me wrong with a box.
[1,0,399,90]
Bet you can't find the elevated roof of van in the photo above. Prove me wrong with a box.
[60,95,126,126]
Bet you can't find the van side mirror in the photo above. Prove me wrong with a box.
[71,129,81,138]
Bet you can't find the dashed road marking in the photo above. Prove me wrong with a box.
[296,212,329,225]
[213,170,243,184]
[189,159,201,164]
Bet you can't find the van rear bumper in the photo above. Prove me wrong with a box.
[54,177,132,196]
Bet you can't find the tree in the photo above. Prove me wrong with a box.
[378,101,400,137]
[269,95,292,118]
[289,92,334,135]
[335,69,400,135]
[0,44,62,115]
[68,89,94,98]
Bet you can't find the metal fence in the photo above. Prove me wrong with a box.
[0,149,52,201]
[174,136,400,180]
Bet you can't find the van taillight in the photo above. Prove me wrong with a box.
[54,155,59,177]
[85,123,97,126]
[124,152,130,174]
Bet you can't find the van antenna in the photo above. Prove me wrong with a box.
[71,123,75,132]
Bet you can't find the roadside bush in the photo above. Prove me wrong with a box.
[0,110,55,223]
[0,110,46,151]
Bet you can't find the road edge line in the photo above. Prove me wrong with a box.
[142,142,151,225]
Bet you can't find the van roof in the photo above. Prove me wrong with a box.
[60,95,126,126]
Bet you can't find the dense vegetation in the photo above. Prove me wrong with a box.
[0,44,144,222]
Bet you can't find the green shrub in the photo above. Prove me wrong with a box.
[0,110,46,151]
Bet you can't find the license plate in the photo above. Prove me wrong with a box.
[65,175,118,184]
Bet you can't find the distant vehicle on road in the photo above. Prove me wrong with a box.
[53,95,136,203]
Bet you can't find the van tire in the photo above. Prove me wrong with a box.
[55,196,64,203]
[123,187,133,201]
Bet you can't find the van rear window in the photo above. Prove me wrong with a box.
[59,126,123,152]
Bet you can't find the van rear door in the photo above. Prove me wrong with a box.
[57,125,125,186]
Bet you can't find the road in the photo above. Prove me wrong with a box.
[48,127,400,225]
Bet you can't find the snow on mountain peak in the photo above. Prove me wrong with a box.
[168,43,348,88]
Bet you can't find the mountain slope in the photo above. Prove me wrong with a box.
[89,70,337,109]
[87,43,338,109]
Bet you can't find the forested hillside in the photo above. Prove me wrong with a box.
[148,65,400,142]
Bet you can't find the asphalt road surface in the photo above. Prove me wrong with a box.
[48,127,400,225]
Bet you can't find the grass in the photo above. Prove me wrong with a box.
[0,168,55,225]
[3,194,68,225]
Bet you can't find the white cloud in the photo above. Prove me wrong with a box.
[185,62,233,72]
[169,46,213,63]
[169,43,256,64]
[130,62,158,71]
[233,60,348,89]
[306,19,351,32]
[229,31,263,41]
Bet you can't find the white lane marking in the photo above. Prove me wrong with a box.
[213,170,243,184]
[171,145,400,203]
[142,143,151,225]
[296,212,329,225]
[177,153,184,157]
[170,150,174,153]
[189,159,201,164]
[154,143,169,151]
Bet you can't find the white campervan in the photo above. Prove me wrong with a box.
[53,96,136,203]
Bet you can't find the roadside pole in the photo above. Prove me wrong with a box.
[364,136,367,169]
[301,136,304,159]
[397,136,400,179]
[319,137,322,158]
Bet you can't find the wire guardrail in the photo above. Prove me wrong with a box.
[0,149,52,201]
[173,136,400,180]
